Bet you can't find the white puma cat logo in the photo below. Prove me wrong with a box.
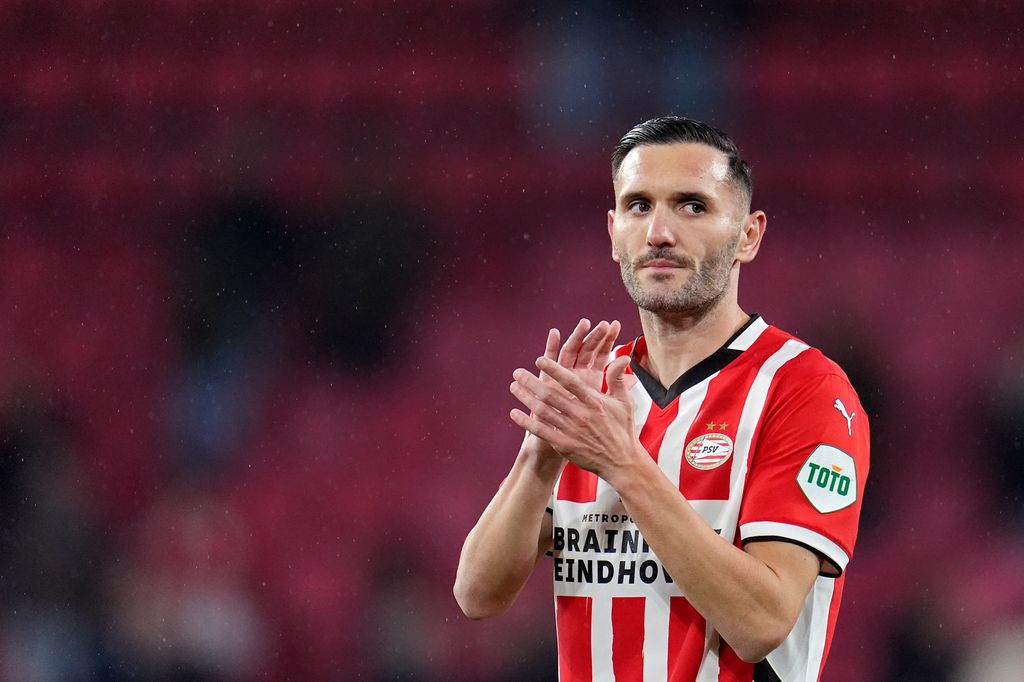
[833,398,855,436]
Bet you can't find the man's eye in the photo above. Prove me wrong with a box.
[683,202,706,214]
[629,201,651,214]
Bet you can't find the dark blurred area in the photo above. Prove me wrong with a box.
[1,1,1022,680]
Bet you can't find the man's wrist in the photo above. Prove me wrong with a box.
[517,433,566,478]
[603,441,658,497]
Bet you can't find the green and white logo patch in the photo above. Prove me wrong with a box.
[797,445,857,513]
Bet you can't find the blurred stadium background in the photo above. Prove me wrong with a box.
[1,0,1023,680]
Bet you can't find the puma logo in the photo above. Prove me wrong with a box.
[833,398,855,437]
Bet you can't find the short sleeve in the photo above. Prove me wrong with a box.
[739,362,870,577]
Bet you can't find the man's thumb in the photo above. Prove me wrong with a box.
[605,355,635,397]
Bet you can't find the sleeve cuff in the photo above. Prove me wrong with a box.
[740,521,850,577]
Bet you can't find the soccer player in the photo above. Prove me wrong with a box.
[454,117,869,681]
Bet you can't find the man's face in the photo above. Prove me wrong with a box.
[608,143,753,315]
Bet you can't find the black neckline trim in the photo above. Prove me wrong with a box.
[753,659,781,682]
[630,314,761,410]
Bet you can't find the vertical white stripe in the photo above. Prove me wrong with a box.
[695,625,720,682]
[717,339,809,542]
[592,593,615,682]
[629,381,653,438]
[691,340,809,682]
[804,579,835,681]
[642,597,670,681]
[766,577,835,681]
[658,376,712,489]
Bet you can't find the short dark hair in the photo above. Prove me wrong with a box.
[611,116,753,204]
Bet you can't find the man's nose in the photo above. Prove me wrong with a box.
[646,207,677,247]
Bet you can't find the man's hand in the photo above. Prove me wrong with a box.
[510,349,642,481]
[453,318,621,620]
[521,318,622,459]
[510,352,820,662]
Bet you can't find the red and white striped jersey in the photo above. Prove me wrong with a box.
[548,315,869,682]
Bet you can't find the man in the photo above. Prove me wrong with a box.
[454,117,869,681]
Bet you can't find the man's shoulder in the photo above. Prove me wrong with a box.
[756,323,853,387]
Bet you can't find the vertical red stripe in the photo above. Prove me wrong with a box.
[678,356,763,501]
[556,596,592,682]
[556,462,598,502]
[611,597,645,682]
[666,597,706,681]
[716,641,753,681]
[638,400,676,464]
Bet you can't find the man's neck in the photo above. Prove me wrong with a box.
[636,300,751,389]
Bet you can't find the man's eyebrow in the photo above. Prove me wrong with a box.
[671,191,714,205]
[617,190,715,205]
[618,190,650,205]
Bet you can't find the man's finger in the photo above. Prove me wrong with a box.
[575,320,610,369]
[510,379,575,431]
[510,408,569,451]
[513,368,585,418]
[596,320,622,359]
[544,328,560,361]
[536,356,599,404]
[540,328,560,381]
[557,318,591,368]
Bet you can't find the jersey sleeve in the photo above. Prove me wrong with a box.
[738,360,870,577]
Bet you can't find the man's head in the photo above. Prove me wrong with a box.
[612,116,753,210]
[608,116,765,317]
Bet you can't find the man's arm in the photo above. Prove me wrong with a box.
[509,355,820,662]
[605,450,820,661]
[454,320,621,619]
[453,436,561,619]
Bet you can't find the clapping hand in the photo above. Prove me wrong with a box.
[511,318,642,479]
[517,319,621,460]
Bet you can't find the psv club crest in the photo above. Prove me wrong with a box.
[685,432,734,470]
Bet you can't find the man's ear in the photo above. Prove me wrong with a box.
[607,209,620,263]
[735,210,766,264]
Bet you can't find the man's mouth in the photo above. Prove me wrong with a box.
[637,254,694,274]
[640,258,686,269]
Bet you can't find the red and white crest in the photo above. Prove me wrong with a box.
[685,433,734,470]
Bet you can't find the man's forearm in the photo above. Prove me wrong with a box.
[607,448,819,662]
[454,438,563,619]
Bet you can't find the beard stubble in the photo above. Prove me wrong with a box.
[618,230,740,315]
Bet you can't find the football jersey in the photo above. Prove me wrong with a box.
[548,315,869,682]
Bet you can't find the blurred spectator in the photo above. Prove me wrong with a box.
[296,197,431,372]
[168,195,298,475]
[988,351,1024,525]
[167,192,431,478]
[0,387,106,681]
[176,195,298,365]
[957,622,1024,682]
[103,477,265,681]
[883,586,958,682]
[367,541,438,681]
[520,2,755,141]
